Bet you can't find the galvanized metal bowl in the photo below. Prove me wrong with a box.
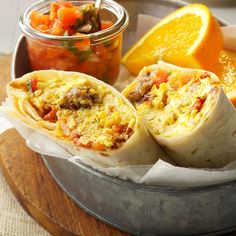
[12,0,236,235]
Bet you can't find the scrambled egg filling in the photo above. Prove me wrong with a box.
[25,75,135,150]
[136,70,218,137]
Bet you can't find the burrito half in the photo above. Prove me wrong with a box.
[123,61,236,168]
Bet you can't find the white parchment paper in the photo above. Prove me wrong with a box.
[1,14,236,187]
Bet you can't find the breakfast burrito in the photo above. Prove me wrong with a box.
[123,61,236,168]
[2,70,168,167]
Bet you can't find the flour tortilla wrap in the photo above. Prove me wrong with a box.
[123,61,236,168]
[1,70,168,167]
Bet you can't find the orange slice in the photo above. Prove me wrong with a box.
[122,4,224,75]
[211,50,236,107]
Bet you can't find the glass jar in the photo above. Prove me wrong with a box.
[19,0,129,85]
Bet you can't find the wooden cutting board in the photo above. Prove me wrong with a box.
[0,55,130,236]
[0,129,130,236]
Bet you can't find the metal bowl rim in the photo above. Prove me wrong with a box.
[57,155,236,193]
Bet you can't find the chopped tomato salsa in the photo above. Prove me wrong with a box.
[30,2,105,35]
[27,1,120,84]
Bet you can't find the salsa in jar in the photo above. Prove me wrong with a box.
[20,0,128,84]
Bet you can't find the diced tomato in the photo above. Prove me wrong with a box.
[30,78,38,92]
[73,133,81,139]
[101,21,113,30]
[94,143,106,151]
[26,77,38,92]
[49,2,74,20]
[43,106,58,122]
[112,124,127,134]
[112,137,126,149]
[152,70,169,88]
[193,98,206,112]
[72,132,81,145]
[57,7,78,26]
[126,127,133,135]
[26,77,38,93]
[200,72,211,79]
[30,11,51,28]
[74,35,91,51]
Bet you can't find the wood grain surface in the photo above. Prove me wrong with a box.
[0,54,130,236]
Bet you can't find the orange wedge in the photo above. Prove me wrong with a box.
[122,4,224,75]
[211,50,236,107]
